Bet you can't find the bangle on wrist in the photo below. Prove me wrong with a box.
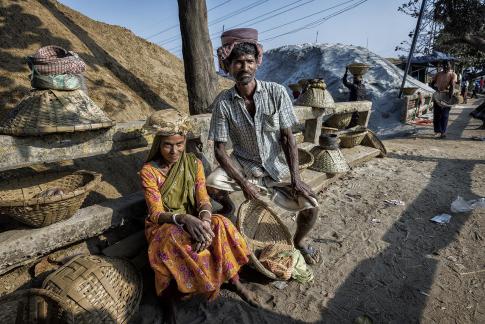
[198,209,212,219]
[172,213,184,227]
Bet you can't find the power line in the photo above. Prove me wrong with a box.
[158,0,269,46]
[144,0,233,40]
[262,0,369,42]
[169,0,315,51]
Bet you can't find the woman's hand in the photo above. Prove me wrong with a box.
[180,214,214,252]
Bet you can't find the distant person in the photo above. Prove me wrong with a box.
[430,61,457,139]
[342,67,367,101]
[480,76,484,93]
[342,67,367,126]
[471,80,480,98]
[461,78,469,104]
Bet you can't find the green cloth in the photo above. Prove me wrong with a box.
[273,248,314,283]
[159,152,198,215]
[291,249,314,283]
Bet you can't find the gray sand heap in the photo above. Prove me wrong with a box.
[256,43,434,135]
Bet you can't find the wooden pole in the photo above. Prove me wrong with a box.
[178,0,219,115]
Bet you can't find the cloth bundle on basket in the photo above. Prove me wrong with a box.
[42,254,142,324]
[0,45,114,136]
[259,243,314,283]
[27,45,86,91]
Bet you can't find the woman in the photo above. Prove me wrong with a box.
[140,110,258,308]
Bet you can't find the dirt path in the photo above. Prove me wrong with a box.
[143,100,484,324]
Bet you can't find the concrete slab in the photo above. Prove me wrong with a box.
[0,192,145,275]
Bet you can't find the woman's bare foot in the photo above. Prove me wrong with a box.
[229,280,271,309]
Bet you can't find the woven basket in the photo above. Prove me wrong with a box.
[42,255,142,324]
[298,148,314,170]
[309,146,349,174]
[325,112,353,129]
[0,288,75,324]
[361,129,387,157]
[340,130,367,148]
[347,63,370,76]
[0,170,101,228]
[236,200,293,279]
[0,89,114,136]
[402,87,419,95]
[321,126,339,134]
[296,87,326,108]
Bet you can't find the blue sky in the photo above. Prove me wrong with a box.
[59,0,416,59]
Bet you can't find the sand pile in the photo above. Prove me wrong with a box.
[0,0,232,122]
[256,44,435,135]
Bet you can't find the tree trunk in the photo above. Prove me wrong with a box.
[178,0,219,115]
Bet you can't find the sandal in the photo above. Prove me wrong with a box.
[298,245,322,265]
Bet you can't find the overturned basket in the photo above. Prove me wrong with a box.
[0,288,75,324]
[298,148,314,170]
[361,129,387,157]
[42,255,142,324]
[324,113,353,129]
[0,170,101,227]
[321,126,339,135]
[237,200,293,279]
[309,146,350,174]
[340,130,368,148]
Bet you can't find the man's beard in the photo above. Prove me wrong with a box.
[235,71,255,85]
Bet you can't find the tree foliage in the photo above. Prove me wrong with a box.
[398,0,485,69]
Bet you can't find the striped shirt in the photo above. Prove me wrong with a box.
[208,80,298,181]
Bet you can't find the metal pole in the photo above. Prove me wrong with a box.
[399,0,427,98]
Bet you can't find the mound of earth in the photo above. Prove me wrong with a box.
[256,44,435,134]
[0,0,232,122]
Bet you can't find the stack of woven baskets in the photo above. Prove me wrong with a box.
[0,255,143,323]
[310,134,350,174]
[0,45,114,137]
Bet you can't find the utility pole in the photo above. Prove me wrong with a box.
[178,0,219,115]
[399,0,427,98]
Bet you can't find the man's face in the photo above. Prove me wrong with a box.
[228,54,257,85]
[443,62,451,72]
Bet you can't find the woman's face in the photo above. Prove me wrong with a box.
[159,134,186,164]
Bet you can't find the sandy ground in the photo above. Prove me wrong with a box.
[1,99,483,323]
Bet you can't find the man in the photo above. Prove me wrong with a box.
[207,28,320,265]
[342,67,367,101]
[430,61,457,138]
[342,67,367,126]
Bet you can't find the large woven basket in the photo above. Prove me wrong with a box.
[347,63,370,76]
[324,113,353,129]
[236,200,293,279]
[42,255,142,324]
[309,146,350,174]
[340,130,367,148]
[321,126,339,134]
[298,148,314,170]
[0,170,100,227]
[0,89,114,136]
[361,129,387,157]
[0,288,75,324]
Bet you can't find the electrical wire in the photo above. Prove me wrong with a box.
[144,0,233,40]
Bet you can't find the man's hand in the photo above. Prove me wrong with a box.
[291,178,317,206]
[180,214,214,252]
[240,180,260,200]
